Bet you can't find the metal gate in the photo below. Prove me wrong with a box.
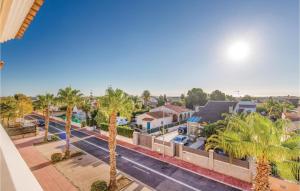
[138,134,152,149]
[175,143,180,157]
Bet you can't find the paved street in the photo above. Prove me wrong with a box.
[27,115,240,191]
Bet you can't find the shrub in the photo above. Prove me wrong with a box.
[91,180,108,191]
[70,151,85,158]
[51,153,63,163]
[117,126,134,138]
[50,135,59,141]
[81,121,87,128]
[99,123,108,131]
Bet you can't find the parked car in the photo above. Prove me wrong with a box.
[172,135,188,144]
[117,117,128,126]
[37,119,45,126]
[178,126,187,135]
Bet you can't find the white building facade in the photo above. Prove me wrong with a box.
[136,111,173,130]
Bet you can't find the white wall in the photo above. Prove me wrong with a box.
[136,113,173,129]
[0,124,43,191]
[234,101,256,113]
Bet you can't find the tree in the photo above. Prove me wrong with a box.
[241,95,252,101]
[226,94,235,101]
[14,93,33,118]
[185,88,208,109]
[130,95,143,111]
[35,93,55,142]
[180,94,185,101]
[0,97,17,127]
[210,90,226,101]
[206,113,300,191]
[157,95,165,106]
[171,101,183,106]
[163,94,168,102]
[141,90,151,107]
[57,87,83,157]
[263,98,295,120]
[98,88,134,191]
[80,98,92,125]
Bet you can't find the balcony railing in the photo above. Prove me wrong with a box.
[0,124,43,191]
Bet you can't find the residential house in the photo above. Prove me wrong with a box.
[234,101,256,113]
[282,106,300,132]
[150,104,193,122]
[187,101,237,138]
[186,100,256,138]
[143,97,158,108]
[136,111,172,131]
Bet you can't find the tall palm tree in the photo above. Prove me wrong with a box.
[206,113,300,191]
[98,88,134,191]
[35,93,55,142]
[57,87,83,157]
[80,98,92,125]
[141,90,150,108]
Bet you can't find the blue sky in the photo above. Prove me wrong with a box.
[1,0,299,97]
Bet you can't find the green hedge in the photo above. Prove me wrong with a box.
[98,123,133,138]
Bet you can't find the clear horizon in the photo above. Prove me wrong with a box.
[1,0,299,97]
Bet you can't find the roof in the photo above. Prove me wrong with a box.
[284,112,300,121]
[163,104,191,113]
[142,118,154,121]
[146,111,171,119]
[193,101,238,123]
[0,0,44,43]
[187,116,202,123]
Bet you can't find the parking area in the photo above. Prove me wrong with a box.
[156,130,178,142]
[156,124,206,150]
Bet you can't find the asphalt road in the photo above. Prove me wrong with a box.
[27,114,240,191]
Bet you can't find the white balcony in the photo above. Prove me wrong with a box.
[0,124,43,191]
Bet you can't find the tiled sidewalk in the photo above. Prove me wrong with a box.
[14,136,78,191]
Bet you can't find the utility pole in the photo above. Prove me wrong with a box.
[162,109,165,158]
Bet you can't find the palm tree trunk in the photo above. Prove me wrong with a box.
[255,157,270,191]
[108,112,118,191]
[65,106,72,158]
[85,111,89,126]
[44,108,50,142]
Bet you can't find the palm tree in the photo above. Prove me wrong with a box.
[35,93,55,142]
[206,113,300,191]
[80,98,92,125]
[98,88,134,191]
[57,87,83,157]
[141,90,150,108]
[0,97,17,127]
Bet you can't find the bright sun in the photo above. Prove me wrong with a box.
[227,40,250,62]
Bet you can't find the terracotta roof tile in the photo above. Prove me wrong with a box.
[163,104,190,113]
[284,112,300,121]
[146,111,170,119]
[142,118,154,121]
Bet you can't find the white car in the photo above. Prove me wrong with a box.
[117,117,128,126]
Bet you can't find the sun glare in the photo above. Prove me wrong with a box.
[227,40,250,62]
